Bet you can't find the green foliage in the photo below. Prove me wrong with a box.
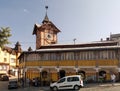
[0,27,12,48]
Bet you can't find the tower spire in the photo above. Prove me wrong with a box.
[42,6,49,23]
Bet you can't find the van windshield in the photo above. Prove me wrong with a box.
[58,78,65,83]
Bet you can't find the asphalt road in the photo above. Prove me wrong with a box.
[0,81,49,91]
[1,80,120,91]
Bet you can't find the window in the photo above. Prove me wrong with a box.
[80,52,83,60]
[83,52,87,60]
[63,52,75,60]
[56,53,61,60]
[10,58,15,63]
[67,77,73,82]
[50,53,56,60]
[44,53,49,60]
[67,77,79,82]
[58,78,66,83]
[4,58,7,62]
[61,53,66,60]
[102,51,108,59]
[108,51,112,59]
[112,51,116,59]
[73,77,79,81]
[75,52,79,60]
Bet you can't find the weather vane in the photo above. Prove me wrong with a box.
[45,6,48,10]
[45,6,48,15]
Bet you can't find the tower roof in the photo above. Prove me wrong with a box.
[42,6,49,24]
[42,12,49,23]
[33,6,61,35]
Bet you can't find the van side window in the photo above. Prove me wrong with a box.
[73,77,79,81]
[67,77,73,82]
[67,77,79,82]
[58,78,65,83]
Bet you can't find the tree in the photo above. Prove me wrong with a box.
[0,27,12,48]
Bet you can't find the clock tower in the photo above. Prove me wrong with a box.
[33,6,61,49]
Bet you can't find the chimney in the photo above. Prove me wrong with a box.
[106,37,110,41]
[101,38,103,41]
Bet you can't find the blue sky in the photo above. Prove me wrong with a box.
[0,0,120,50]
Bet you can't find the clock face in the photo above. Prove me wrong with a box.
[46,33,53,40]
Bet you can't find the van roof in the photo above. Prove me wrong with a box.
[64,75,81,78]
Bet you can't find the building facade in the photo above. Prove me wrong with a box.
[0,42,22,76]
[18,8,120,86]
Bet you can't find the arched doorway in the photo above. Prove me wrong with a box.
[78,70,86,80]
[26,68,40,79]
[41,71,48,86]
[99,70,106,82]
[59,70,66,78]
[42,71,48,78]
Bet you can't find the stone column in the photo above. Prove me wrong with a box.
[56,67,60,80]
[23,68,27,87]
[95,67,100,82]
[74,67,79,75]
[18,68,20,81]
[118,68,120,82]
[38,67,43,86]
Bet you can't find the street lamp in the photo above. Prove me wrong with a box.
[73,38,76,45]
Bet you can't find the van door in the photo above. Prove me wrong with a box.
[66,77,75,89]
[67,77,80,89]
[57,78,67,90]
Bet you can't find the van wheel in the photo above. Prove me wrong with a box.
[74,85,80,90]
[52,86,58,91]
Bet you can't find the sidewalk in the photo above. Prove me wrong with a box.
[17,82,120,91]
[84,82,120,88]
[19,86,50,91]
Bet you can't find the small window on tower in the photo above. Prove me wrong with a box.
[4,58,7,62]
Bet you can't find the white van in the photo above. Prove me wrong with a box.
[50,75,84,91]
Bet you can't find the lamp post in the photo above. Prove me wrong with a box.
[73,38,76,45]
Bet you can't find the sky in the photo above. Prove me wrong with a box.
[0,0,120,50]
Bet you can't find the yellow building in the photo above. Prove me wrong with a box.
[0,42,22,76]
[18,7,120,86]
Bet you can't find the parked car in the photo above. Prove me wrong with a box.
[8,80,19,89]
[0,75,9,81]
[50,75,84,91]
